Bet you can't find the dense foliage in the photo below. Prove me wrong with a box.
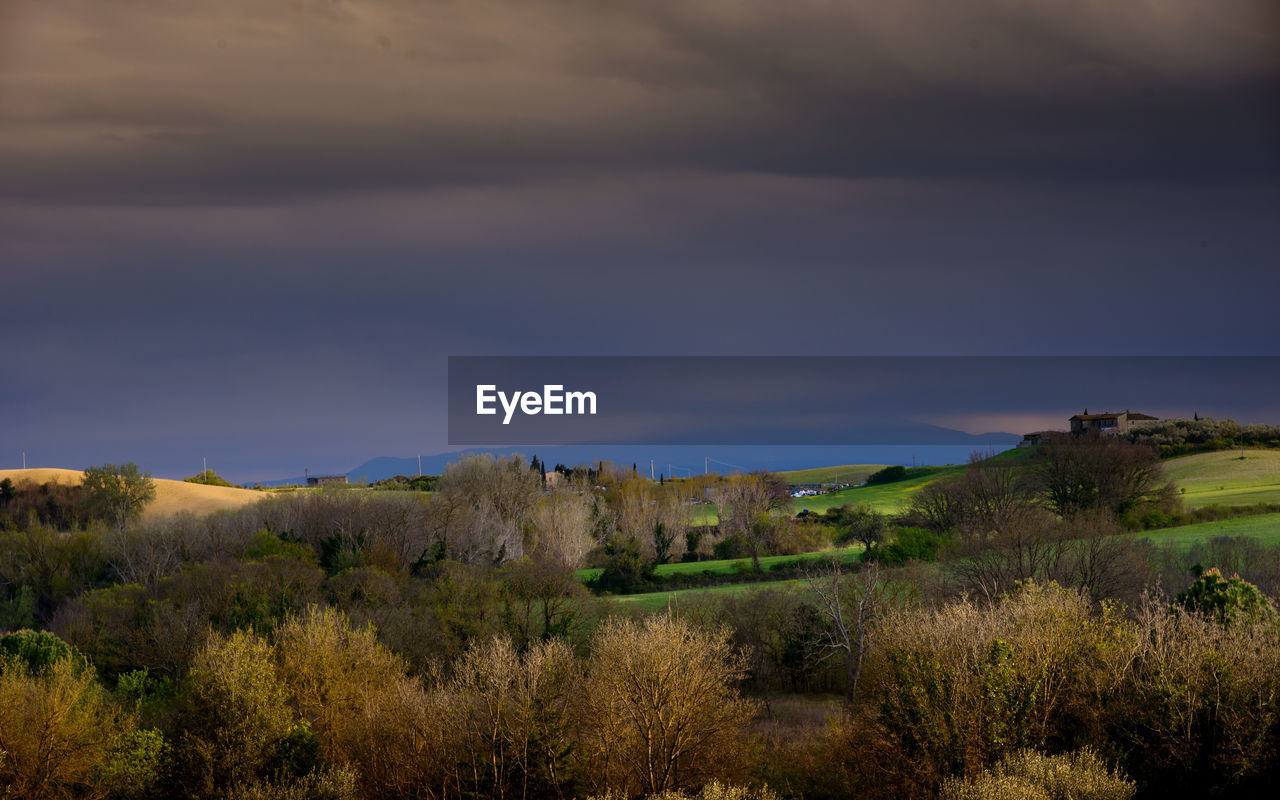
[1127,417,1280,457]
[4,447,1280,799]
[185,470,237,487]
[864,465,908,486]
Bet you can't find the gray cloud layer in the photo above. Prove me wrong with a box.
[1,0,1277,478]
[2,0,1276,204]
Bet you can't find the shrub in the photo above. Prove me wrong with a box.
[866,465,909,485]
[244,530,317,563]
[0,656,155,799]
[713,533,754,561]
[223,766,358,800]
[169,630,296,798]
[1176,567,1276,625]
[594,536,657,593]
[942,748,1134,800]
[851,582,1123,798]
[271,606,407,765]
[0,628,87,674]
[186,470,236,488]
[824,504,887,550]
[868,527,950,565]
[596,782,781,800]
[1110,602,1280,788]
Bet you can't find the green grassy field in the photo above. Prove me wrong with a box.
[1132,512,1280,549]
[789,466,964,515]
[778,448,1280,518]
[577,546,861,583]
[1162,450,1280,508]
[601,450,1280,610]
[777,464,887,486]
[614,577,810,612]
[612,513,1280,612]
[692,464,967,522]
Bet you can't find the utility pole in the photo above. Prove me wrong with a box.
[650,459,654,480]
[203,457,207,478]
[418,454,422,477]
[22,451,26,469]
[705,456,708,476]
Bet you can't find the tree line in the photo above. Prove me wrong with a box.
[7,440,1280,798]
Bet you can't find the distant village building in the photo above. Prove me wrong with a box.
[1017,431,1052,448]
[1068,409,1158,435]
[306,475,349,487]
[1020,409,1160,446]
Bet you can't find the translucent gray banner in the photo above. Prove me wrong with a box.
[447,356,1280,445]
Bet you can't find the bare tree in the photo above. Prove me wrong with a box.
[526,489,594,569]
[805,560,884,704]
[580,615,757,795]
[717,472,791,571]
[438,454,541,528]
[910,453,1040,541]
[1034,432,1165,517]
[102,523,185,587]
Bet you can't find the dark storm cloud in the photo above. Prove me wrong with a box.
[1,0,1277,480]
[0,0,1276,205]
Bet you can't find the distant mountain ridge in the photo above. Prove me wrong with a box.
[260,425,1020,485]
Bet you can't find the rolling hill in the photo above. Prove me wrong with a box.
[780,448,1280,518]
[1162,450,1280,507]
[0,468,270,520]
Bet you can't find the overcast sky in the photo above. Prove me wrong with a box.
[2,0,1278,480]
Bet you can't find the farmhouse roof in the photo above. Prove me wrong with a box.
[1069,410,1156,421]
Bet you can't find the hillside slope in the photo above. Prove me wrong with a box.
[0,468,269,520]
[784,449,1280,516]
[1161,450,1280,507]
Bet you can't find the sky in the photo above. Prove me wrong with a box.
[1,0,1278,481]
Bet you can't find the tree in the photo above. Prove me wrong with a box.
[580,615,757,795]
[824,504,887,551]
[910,454,1039,538]
[805,560,884,703]
[608,475,691,564]
[271,606,408,766]
[185,470,235,487]
[496,559,592,648]
[81,462,156,529]
[435,454,541,562]
[526,489,595,569]
[170,630,296,798]
[594,536,655,594]
[717,472,791,571]
[1034,434,1164,517]
[865,465,908,486]
[1176,568,1276,626]
[0,628,87,674]
[0,636,158,800]
[442,636,581,799]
